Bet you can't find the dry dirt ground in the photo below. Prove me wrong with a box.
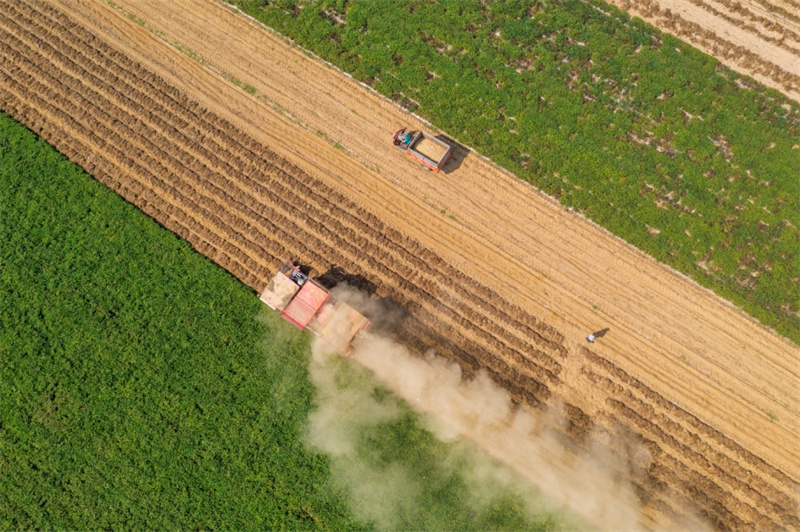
[1,0,798,529]
[607,0,800,103]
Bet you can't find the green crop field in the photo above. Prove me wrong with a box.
[236,0,800,343]
[1,112,577,530]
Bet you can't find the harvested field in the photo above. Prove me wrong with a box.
[0,0,798,530]
[609,0,800,103]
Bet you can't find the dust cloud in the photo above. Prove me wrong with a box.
[304,287,710,532]
[349,335,645,531]
[305,341,418,530]
[304,337,578,531]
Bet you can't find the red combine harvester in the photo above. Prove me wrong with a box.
[393,127,452,172]
[260,262,370,354]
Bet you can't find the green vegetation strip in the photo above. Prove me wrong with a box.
[0,113,355,529]
[0,113,570,530]
[236,0,800,342]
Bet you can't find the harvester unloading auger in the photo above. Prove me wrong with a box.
[260,262,371,355]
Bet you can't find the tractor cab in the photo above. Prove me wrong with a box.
[393,127,413,148]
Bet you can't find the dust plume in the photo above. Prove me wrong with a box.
[304,286,710,532]
[304,343,416,529]
[304,339,579,530]
[347,334,645,531]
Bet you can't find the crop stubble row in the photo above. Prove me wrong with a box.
[685,0,800,53]
[0,2,797,529]
[1,0,565,407]
[612,0,800,99]
[582,348,799,529]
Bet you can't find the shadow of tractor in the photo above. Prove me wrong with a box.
[437,134,467,174]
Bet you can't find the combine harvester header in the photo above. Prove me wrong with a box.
[260,262,370,354]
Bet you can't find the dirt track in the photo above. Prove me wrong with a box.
[1,0,798,529]
[607,0,800,103]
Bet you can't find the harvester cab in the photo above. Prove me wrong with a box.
[286,262,308,286]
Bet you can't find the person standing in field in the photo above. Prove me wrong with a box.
[586,328,609,343]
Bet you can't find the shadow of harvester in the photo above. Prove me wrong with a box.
[315,265,408,338]
[316,265,376,295]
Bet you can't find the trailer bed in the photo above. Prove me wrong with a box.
[407,131,452,172]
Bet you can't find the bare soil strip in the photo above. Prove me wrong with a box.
[1,1,798,529]
[609,0,800,103]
